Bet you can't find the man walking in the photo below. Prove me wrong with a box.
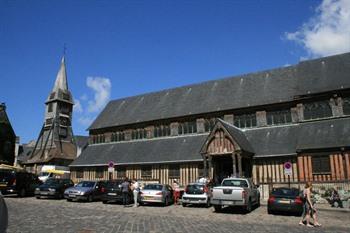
[121,178,130,207]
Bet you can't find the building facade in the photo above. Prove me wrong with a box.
[0,103,16,165]
[71,53,350,198]
[23,57,77,173]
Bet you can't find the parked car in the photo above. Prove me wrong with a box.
[211,178,260,213]
[0,169,42,197]
[101,179,135,204]
[182,182,212,207]
[0,192,8,233]
[267,187,303,216]
[64,180,106,202]
[35,178,74,199]
[139,183,173,206]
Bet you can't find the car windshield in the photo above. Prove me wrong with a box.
[186,184,204,194]
[44,179,62,185]
[144,184,163,190]
[221,179,248,187]
[76,181,95,188]
[272,188,300,197]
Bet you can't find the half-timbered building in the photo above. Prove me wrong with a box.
[71,52,350,198]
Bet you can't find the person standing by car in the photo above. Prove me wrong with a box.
[172,179,180,205]
[121,178,130,207]
[132,179,140,207]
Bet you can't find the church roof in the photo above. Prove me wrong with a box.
[89,52,350,130]
[72,118,350,166]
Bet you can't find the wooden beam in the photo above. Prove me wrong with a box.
[298,156,304,182]
[345,153,350,180]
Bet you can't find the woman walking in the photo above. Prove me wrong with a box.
[299,182,322,227]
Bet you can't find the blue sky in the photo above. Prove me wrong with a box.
[1,0,349,144]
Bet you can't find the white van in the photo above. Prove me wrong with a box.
[38,165,70,182]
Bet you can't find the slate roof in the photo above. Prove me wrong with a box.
[89,52,350,130]
[72,118,350,166]
[74,135,89,149]
[70,134,207,166]
[296,118,350,151]
[217,118,254,154]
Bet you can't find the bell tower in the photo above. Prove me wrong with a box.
[25,57,77,172]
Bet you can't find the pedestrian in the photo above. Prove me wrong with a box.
[172,179,180,205]
[121,177,130,207]
[132,179,140,207]
[299,182,322,227]
[330,188,343,208]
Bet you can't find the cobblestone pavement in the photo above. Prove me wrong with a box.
[5,197,350,233]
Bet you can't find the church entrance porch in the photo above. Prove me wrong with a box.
[200,119,255,184]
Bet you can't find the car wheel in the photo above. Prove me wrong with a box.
[256,196,260,207]
[88,195,93,202]
[36,196,40,199]
[213,205,222,212]
[182,203,187,207]
[18,188,26,197]
[102,200,108,204]
[66,199,72,202]
[246,199,252,213]
[139,201,144,206]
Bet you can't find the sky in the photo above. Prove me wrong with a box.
[1,0,349,144]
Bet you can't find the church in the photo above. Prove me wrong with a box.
[70,52,350,199]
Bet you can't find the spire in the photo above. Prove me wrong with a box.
[52,56,68,92]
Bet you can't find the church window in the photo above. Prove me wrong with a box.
[343,97,350,115]
[168,164,180,178]
[62,93,70,100]
[234,113,257,128]
[178,121,197,135]
[304,100,332,120]
[312,155,331,174]
[266,109,292,125]
[48,103,53,112]
[117,166,126,178]
[204,118,216,132]
[50,92,55,99]
[95,167,105,179]
[131,128,147,140]
[154,124,170,138]
[141,165,152,178]
[76,169,84,178]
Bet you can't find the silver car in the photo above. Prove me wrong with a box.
[64,181,106,202]
[182,183,212,207]
[139,183,174,206]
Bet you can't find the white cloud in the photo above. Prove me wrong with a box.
[80,94,88,101]
[86,77,111,113]
[73,99,83,113]
[78,116,94,127]
[285,0,350,58]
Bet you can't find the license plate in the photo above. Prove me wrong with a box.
[0,184,7,187]
[69,194,76,198]
[279,200,290,204]
[143,196,152,200]
[40,192,48,195]
[221,200,233,205]
[108,193,117,196]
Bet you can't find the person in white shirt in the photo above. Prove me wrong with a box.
[132,180,140,207]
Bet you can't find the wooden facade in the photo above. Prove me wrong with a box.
[71,163,202,185]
